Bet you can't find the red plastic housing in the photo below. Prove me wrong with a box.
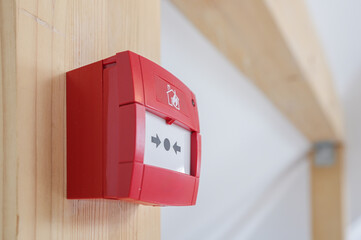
[66,51,201,206]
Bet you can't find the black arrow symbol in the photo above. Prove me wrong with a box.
[151,134,161,148]
[173,142,181,154]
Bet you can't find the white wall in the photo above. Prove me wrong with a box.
[304,1,361,237]
[161,1,311,239]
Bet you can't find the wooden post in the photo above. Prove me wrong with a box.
[310,145,345,240]
[1,0,161,239]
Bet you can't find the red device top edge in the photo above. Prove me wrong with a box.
[103,51,200,133]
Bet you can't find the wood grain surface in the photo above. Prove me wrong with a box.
[1,0,161,239]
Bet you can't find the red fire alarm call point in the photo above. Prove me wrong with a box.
[66,51,201,206]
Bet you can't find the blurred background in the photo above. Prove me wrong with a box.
[160,0,361,239]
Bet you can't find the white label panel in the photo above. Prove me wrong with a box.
[144,111,191,174]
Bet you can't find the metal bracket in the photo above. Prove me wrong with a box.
[314,141,336,167]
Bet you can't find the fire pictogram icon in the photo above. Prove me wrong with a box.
[167,84,180,110]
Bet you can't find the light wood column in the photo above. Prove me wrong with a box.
[1,0,160,239]
[310,145,345,240]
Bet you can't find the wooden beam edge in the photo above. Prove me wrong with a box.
[0,0,18,239]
